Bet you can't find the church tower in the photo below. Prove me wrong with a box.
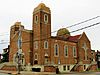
[33,3,51,65]
[9,22,24,62]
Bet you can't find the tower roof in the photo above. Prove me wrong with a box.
[38,3,46,7]
[11,22,24,29]
[57,28,70,36]
[33,3,50,13]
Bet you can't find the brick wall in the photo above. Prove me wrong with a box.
[50,38,77,65]
[77,32,91,64]
[9,24,33,65]
[44,66,56,72]
[90,64,97,71]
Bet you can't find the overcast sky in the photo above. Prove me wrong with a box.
[0,0,100,53]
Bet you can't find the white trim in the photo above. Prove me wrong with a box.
[63,65,66,71]
[33,10,51,14]
[57,64,75,72]
[34,15,38,24]
[34,41,38,49]
[67,65,70,70]
[34,53,38,60]
[73,46,77,57]
[44,41,48,49]
[82,42,88,60]
[54,43,59,57]
[32,65,44,72]
[64,45,68,57]
[44,14,48,24]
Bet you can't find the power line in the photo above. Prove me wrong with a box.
[0,42,9,44]
[0,16,99,37]
[51,16,100,33]
[26,16,100,41]
[70,22,100,33]
[67,16,100,28]
[0,22,100,44]
[0,34,9,36]
[32,16,100,39]
[0,16,100,46]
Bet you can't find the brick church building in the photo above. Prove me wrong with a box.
[9,3,97,72]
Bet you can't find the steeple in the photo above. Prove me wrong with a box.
[32,3,51,39]
[33,3,50,13]
[32,3,51,65]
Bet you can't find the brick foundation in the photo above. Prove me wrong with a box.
[44,66,56,72]
[0,65,17,71]
[90,64,97,71]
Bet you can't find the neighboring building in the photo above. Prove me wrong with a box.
[91,50,97,62]
[0,54,1,62]
[9,3,97,72]
[1,45,10,62]
[96,50,100,68]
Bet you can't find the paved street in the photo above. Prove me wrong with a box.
[19,72,100,75]
[0,71,100,75]
[0,70,100,75]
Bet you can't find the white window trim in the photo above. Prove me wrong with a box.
[54,43,59,57]
[34,41,38,49]
[45,58,48,64]
[35,15,38,24]
[73,46,77,57]
[44,41,48,49]
[44,14,48,24]
[67,65,70,70]
[83,65,86,70]
[63,65,66,71]
[34,53,38,60]
[64,45,68,57]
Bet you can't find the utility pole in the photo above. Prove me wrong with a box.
[17,27,22,74]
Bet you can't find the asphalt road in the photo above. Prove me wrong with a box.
[0,72,100,75]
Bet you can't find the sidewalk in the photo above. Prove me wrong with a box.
[0,70,56,75]
[0,70,17,74]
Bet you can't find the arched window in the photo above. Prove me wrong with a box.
[44,41,48,49]
[34,53,38,60]
[64,45,68,57]
[54,44,59,56]
[35,15,38,24]
[34,53,38,64]
[44,14,48,23]
[34,41,38,49]
[73,46,76,57]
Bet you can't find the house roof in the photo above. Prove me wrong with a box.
[67,35,81,42]
[51,34,81,43]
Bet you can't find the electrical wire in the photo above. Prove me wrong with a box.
[51,16,100,33]
[0,16,99,37]
[0,22,100,44]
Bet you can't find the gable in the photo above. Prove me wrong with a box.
[78,32,90,43]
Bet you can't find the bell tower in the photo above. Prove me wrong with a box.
[32,3,51,65]
[33,3,51,40]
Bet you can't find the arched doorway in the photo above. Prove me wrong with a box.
[34,53,38,64]
[34,60,38,64]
